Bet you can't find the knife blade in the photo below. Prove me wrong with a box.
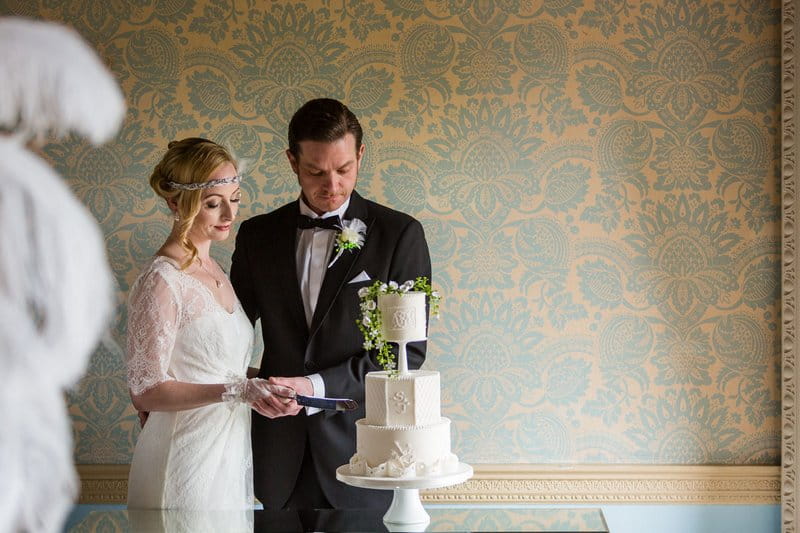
[294,394,358,411]
[266,384,358,411]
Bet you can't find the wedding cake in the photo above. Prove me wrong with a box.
[347,291,459,478]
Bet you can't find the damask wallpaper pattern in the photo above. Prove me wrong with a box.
[0,0,781,466]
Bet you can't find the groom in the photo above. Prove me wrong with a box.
[231,98,432,509]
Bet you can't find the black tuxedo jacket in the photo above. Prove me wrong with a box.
[230,190,431,509]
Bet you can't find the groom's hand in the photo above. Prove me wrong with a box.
[249,376,307,418]
[269,376,313,397]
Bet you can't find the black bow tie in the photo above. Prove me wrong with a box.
[297,214,341,230]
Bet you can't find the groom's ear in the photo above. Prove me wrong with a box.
[286,149,299,175]
[356,143,365,169]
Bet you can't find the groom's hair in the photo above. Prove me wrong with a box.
[288,98,363,158]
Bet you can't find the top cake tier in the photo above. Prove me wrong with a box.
[378,292,427,343]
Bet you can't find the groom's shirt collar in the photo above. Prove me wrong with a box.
[298,195,351,220]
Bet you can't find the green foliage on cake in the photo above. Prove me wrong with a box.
[356,277,440,372]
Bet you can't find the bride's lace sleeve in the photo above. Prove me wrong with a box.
[125,266,181,396]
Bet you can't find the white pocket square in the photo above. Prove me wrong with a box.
[348,271,371,284]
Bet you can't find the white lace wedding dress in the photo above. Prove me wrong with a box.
[126,256,254,510]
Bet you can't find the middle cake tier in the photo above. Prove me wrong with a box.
[365,370,441,426]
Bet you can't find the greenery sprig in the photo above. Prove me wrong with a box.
[356,276,441,372]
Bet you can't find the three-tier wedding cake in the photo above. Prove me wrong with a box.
[346,289,459,478]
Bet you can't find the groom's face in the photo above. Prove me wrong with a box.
[287,133,364,215]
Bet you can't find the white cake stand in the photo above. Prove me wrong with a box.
[336,462,472,530]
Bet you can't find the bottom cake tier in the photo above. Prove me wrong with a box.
[348,418,459,478]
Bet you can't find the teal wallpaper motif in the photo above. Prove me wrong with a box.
[0,0,781,466]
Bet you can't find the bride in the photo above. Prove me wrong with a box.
[125,138,281,509]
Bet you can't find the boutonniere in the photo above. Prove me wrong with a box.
[328,217,366,268]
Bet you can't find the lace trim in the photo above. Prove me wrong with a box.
[347,449,459,478]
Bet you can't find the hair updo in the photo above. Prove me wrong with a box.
[149,137,237,268]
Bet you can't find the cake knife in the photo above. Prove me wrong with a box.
[294,394,358,411]
[268,384,358,411]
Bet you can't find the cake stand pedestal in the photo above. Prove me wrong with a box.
[336,463,472,531]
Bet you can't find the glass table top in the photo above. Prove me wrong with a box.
[67,505,608,532]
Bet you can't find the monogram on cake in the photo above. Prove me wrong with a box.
[347,282,459,478]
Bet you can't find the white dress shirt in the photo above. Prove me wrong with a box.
[295,196,351,411]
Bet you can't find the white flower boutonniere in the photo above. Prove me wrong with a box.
[328,217,366,268]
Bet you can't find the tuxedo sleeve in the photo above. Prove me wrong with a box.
[230,219,260,325]
[318,217,432,399]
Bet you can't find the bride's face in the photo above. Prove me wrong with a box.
[187,162,241,243]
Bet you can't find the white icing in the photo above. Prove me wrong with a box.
[365,370,440,427]
[350,419,458,478]
[347,451,459,478]
[349,360,459,478]
[349,366,459,479]
[378,292,427,342]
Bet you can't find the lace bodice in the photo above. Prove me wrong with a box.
[126,256,253,396]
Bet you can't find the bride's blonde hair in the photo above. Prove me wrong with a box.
[149,137,237,269]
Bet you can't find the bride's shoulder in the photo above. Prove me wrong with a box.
[127,257,188,317]
[151,254,182,272]
[130,256,182,295]
[139,255,181,276]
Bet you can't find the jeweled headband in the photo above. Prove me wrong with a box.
[166,175,241,190]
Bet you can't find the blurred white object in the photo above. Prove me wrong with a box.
[0,16,124,533]
[0,17,125,143]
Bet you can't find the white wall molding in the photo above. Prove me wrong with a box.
[78,464,779,505]
[783,0,798,530]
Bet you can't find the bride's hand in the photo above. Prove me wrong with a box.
[221,377,287,410]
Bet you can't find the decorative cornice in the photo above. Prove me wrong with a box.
[78,464,779,505]
[78,464,128,505]
[422,465,779,505]
[784,0,798,531]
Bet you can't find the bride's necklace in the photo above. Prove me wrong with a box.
[198,258,223,289]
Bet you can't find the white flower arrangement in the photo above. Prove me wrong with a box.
[328,217,366,267]
[356,277,441,372]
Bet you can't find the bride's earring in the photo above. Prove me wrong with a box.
[173,212,180,222]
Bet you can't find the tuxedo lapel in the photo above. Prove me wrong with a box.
[274,201,308,337]
[309,192,372,339]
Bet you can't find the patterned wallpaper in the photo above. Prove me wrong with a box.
[0,0,781,465]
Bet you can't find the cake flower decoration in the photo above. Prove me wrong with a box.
[356,277,441,372]
[328,217,366,268]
